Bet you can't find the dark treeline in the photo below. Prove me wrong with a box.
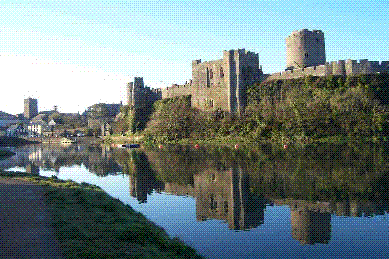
[113,73,389,144]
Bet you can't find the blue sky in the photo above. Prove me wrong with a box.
[0,0,388,114]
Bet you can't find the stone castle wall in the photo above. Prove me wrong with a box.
[161,81,193,100]
[162,49,262,113]
[265,59,389,81]
[127,77,162,109]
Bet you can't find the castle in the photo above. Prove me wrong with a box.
[266,29,389,81]
[161,49,264,113]
[127,77,162,108]
[127,29,389,113]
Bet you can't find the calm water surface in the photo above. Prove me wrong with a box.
[1,143,389,258]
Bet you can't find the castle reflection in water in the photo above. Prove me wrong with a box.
[1,143,388,245]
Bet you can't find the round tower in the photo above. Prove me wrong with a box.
[286,29,326,69]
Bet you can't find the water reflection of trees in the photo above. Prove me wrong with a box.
[14,142,389,244]
[250,142,389,203]
[114,150,164,203]
[17,144,121,176]
[116,148,267,230]
[112,142,389,243]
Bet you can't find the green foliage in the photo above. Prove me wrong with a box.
[136,74,389,143]
[145,96,205,142]
[245,74,389,142]
[113,102,155,134]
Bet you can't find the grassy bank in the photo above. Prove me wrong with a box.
[0,172,203,259]
[103,134,144,145]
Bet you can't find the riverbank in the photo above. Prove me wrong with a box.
[109,133,384,150]
[0,136,38,147]
[0,171,203,259]
[103,134,143,145]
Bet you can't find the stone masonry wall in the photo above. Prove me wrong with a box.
[286,29,326,69]
[265,59,389,81]
[127,77,162,109]
[162,49,262,113]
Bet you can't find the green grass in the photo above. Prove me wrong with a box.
[0,172,204,259]
[143,135,266,149]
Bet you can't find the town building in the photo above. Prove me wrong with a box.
[6,124,27,137]
[24,98,38,119]
[27,121,52,137]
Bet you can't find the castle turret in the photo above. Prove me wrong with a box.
[127,82,134,106]
[130,77,145,109]
[286,29,326,69]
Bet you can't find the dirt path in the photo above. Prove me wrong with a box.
[0,178,62,259]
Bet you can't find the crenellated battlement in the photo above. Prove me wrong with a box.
[127,77,162,108]
[161,80,192,99]
[266,59,389,81]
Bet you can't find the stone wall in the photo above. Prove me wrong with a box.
[161,81,193,100]
[127,77,162,109]
[265,59,389,81]
[162,49,262,113]
[24,98,38,120]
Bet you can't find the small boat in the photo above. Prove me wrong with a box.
[120,143,140,149]
[61,137,76,144]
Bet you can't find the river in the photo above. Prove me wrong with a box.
[1,142,389,258]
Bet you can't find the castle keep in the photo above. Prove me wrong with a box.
[162,49,263,113]
[266,29,389,81]
[286,29,326,69]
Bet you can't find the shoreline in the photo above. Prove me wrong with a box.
[104,134,388,151]
[0,171,203,259]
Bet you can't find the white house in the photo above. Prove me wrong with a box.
[6,124,27,137]
[28,121,51,137]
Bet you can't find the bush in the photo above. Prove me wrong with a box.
[246,74,389,141]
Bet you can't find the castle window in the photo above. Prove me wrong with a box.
[316,38,319,42]
[220,67,224,77]
[209,69,213,79]
[224,201,228,213]
[210,195,217,210]
[305,53,309,58]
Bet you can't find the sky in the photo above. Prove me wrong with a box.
[0,0,388,114]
